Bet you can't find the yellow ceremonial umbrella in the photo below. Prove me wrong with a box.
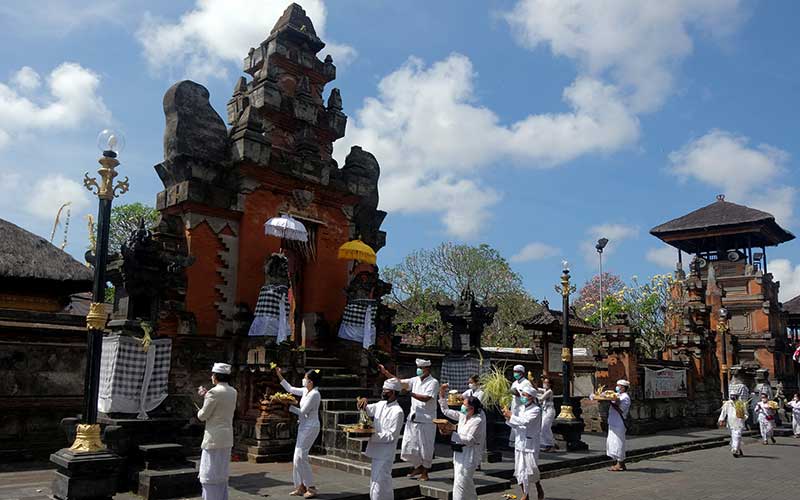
[338,239,377,264]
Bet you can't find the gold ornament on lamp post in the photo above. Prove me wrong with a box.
[555,261,577,421]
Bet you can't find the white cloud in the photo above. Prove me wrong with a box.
[11,67,41,91]
[511,242,560,263]
[668,129,796,226]
[646,245,684,269]
[0,1,127,36]
[137,0,355,81]
[770,258,800,302]
[580,223,638,265]
[335,54,639,238]
[506,0,744,112]
[24,175,92,221]
[0,63,110,149]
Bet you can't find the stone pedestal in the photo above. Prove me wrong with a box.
[553,416,589,452]
[240,416,296,462]
[50,448,122,500]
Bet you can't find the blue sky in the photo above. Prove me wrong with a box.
[1,0,798,305]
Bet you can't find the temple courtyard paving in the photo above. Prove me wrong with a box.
[1,430,797,500]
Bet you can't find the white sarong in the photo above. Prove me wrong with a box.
[513,449,540,493]
[199,448,230,500]
[400,421,436,468]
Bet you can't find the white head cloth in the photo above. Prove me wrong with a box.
[513,364,525,372]
[616,379,630,387]
[415,358,432,367]
[383,378,402,391]
[517,380,536,397]
[212,363,232,375]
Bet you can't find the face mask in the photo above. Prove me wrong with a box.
[519,396,529,405]
[513,373,522,380]
[468,383,477,390]
[416,368,424,376]
[302,378,309,388]
[460,405,468,415]
[543,383,550,389]
[614,387,621,393]
[381,391,392,401]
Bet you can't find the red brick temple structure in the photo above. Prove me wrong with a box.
[651,195,798,396]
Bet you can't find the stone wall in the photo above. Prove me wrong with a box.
[0,309,87,462]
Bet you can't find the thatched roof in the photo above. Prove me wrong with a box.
[0,218,93,284]
[518,300,594,334]
[650,195,794,253]
[784,294,800,315]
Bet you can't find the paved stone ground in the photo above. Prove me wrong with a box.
[498,435,800,500]
[0,428,785,500]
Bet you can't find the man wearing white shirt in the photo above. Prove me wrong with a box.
[508,364,526,447]
[379,359,439,481]
[197,363,238,500]
[503,380,544,500]
[358,378,405,500]
[606,379,631,472]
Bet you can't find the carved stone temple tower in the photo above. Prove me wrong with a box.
[651,195,797,396]
[153,3,387,344]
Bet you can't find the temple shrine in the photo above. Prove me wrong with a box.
[651,194,798,395]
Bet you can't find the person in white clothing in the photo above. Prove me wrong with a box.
[787,392,800,438]
[718,389,747,457]
[379,359,439,481]
[754,392,777,445]
[197,363,238,500]
[461,374,485,403]
[503,380,544,500]
[439,384,486,500]
[358,378,405,500]
[276,367,322,498]
[537,377,557,452]
[508,364,526,448]
[606,379,631,472]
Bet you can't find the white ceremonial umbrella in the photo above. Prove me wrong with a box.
[264,214,308,242]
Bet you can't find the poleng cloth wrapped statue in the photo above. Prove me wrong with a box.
[248,284,291,342]
[338,298,377,348]
[98,334,172,419]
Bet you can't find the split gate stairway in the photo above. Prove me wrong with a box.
[304,348,509,499]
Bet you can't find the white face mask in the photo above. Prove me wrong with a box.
[302,378,309,388]
[468,383,477,390]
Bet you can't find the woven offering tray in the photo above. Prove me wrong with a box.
[447,390,463,406]
[433,418,456,436]
[342,424,375,436]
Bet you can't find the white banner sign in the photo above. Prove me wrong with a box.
[644,367,688,399]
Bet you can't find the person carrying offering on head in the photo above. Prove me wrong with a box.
[754,392,777,445]
[439,383,486,500]
[606,379,631,472]
[197,363,238,500]
[276,367,321,498]
[379,359,439,481]
[718,388,747,457]
[502,380,544,500]
[358,378,405,500]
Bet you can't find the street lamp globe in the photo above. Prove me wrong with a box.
[562,260,569,272]
[97,129,125,157]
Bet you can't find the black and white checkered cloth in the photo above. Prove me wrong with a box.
[338,298,377,347]
[441,356,491,393]
[253,285,289,317]
[98,334,172,418]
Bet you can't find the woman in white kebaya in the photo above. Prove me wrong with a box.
[461,374,485,403]
[439,385,485,500]
[276,367,322,498]
[537,377,556,452]
[754,392,777,445]
[787,392,800,438]
[718,389,747,457]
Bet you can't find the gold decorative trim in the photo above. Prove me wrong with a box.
[561,347,572,363]
[69,424,105,453]
[557,404,576,420]
[84,156,129,200]
[86,302,108,331]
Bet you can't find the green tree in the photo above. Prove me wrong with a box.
[109,202,159,254]
[382,243,538,348]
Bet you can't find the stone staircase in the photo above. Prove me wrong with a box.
[302,349,515,500]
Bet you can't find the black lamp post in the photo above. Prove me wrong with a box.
[72,130,129,451]
[595,238,608,328]
[718,307,730,399]
[552,261,587,451]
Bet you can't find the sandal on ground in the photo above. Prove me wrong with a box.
[290,488,306,496]
[303,488,318,498]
